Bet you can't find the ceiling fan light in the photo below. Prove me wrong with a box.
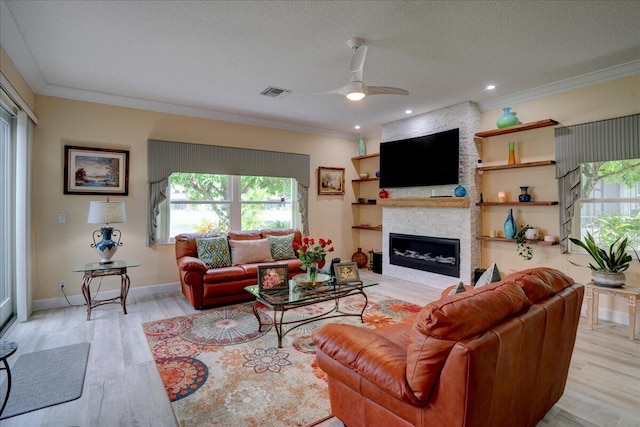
[346,91,366,101]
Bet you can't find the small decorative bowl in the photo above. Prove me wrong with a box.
[294,273,331,289]
[359,173,369,179]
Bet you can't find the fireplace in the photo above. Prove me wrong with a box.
[389,233,460,278]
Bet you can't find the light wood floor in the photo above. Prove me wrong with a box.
[1,271,638,426]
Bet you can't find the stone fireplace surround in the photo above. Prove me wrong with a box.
[380,101,481,289]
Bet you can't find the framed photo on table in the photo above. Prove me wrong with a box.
[64,145,129,195]
[318,166,345,195]
[334,261,361,285]
[257,264,289,292]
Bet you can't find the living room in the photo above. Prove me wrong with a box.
[1,1,639,426]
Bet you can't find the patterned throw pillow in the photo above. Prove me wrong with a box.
[196,236,232,269]
[268,234,296,260]
[474,262,501,288]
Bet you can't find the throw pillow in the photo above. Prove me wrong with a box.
[474,262,501,288]
[229,238,274,265]
[196,236,232,269]
[268,233,296,260]
[448,281,466,296]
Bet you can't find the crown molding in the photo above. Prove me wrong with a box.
[38,84,356,140]
[478,60,640,112]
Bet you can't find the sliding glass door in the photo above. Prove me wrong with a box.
[0,105,16,330]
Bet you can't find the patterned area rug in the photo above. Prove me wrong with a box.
[142,292,420,427]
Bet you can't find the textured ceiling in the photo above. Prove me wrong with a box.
[2,0,639,138]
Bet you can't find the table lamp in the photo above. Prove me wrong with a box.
[88,197,126,264]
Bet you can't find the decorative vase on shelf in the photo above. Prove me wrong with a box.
[507,141,516,164]
[379,189,389,198]
[358,137,366,156]
[518,186,532,202]
[496,107,520,129]
[307,262,319,283]
[454,185,467,197]
[503,208,518,239]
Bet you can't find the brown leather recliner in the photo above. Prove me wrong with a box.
[312,267,584,427]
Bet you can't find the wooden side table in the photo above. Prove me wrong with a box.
[73,260,140,320]
[585,282,639,341]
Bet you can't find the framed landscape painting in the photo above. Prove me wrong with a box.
[64,145,129,195]
[318,166,345,195]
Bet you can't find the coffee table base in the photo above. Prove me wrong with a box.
[251,289,369,348]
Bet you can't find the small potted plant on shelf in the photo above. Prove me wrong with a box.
[515,225,536,260]
[569,232,632,288]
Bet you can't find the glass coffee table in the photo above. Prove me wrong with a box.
[245,280,378,348]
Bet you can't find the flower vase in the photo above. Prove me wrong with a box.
[518,186,531,202]
[308,262,319,283]
[358,137,366,156]
[508,141,516,164]
[496,107,519,129]
[504,208,518,239]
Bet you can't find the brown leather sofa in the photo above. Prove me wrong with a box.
[175,228,303,309]
[312,267,584,427]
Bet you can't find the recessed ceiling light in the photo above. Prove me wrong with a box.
[354,125,361,130]
[486,84,496,90]
[405,110,412,114]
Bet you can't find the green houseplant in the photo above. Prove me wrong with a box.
[569,232,633,287]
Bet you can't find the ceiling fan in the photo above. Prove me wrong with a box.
[310,37,409,101]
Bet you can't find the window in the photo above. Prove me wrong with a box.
[168,173,296,238]
[573,159,640,250]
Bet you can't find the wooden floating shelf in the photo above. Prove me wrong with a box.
[352,177,379,183]
[351,152,380,161]
[352,225,382,231]
[477,201,558,206]
[477,236,559,246]
[475,119,559,138]
[379,197,470,208]
[476,160,556,172]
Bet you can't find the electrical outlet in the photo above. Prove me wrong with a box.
[59,280,66,290]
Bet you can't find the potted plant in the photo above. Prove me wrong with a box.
[569,232,633,287]
[515,225,536,260]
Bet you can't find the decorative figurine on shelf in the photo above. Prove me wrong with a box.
[518,186,532,202]
[496,107,520,129]
[454,185,467,197]
[379,189,389,198]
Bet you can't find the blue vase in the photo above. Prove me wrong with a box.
[358,137,366,156]
[496,107,519,129]
[503,208,518,239]
[518,186,531,202]
[454,185,467,197]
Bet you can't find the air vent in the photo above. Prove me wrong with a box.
[260,86,292,99]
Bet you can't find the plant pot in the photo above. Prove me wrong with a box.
[591,270,626,288]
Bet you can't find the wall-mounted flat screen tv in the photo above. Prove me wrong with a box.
[379,128,459,188]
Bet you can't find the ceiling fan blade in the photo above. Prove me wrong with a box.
[366,86,409,96]
[350,45,367,81]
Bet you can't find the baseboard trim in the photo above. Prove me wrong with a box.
[32,282,181,312]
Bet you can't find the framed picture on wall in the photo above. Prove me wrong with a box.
[64,145,129,195]
[318,166,345,195]
[257,264,289,292]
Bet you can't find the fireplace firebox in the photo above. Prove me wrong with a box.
[389,233,460,278]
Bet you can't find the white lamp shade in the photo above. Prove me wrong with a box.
[88,200,126,224]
